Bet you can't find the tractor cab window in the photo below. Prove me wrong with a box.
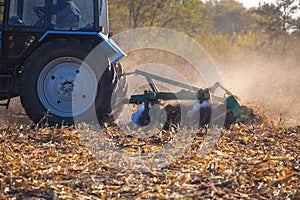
[99,0,108,34]
[8,0,46,27]
[51,0,94,30]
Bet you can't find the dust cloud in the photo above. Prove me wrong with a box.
[121,50,300,126]
[221,56,300,125]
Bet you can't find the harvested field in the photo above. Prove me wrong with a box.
[0,109,299,199]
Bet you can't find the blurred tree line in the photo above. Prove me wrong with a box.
[108,0,300,63]
[0,0,4,24]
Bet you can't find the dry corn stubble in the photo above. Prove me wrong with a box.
[0,116,299,199]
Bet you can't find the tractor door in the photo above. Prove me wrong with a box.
[2,0,47,63]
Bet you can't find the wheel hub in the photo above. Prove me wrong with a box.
[62,81,74,93]
[54,74,81,102]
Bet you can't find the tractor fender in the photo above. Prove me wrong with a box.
[38,30,126,64]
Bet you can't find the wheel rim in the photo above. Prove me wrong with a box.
[37,57,98,118]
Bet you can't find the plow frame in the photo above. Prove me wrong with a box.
[126,70,244,122]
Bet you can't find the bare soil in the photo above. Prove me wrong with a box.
[0,98,33,127]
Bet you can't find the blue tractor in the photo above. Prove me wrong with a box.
[0,0,125,126]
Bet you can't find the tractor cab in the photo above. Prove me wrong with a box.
[0,0,113,64]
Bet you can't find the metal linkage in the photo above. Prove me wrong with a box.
[126,70,244,122]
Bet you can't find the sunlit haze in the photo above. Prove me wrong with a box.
[238,0,276,8]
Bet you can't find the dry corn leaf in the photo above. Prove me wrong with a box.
[0,118,299,199]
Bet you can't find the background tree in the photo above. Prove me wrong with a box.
[0,0,4,24]
[107,0,300,63]
[207,0,254,35]
[109,0,181,31]
[254,0,299,55]
[109,0,211,38]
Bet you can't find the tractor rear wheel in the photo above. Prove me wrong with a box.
[21,39,116,126]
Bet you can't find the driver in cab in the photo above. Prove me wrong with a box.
[51,0,81,29]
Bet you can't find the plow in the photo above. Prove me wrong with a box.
[124,70,246,129]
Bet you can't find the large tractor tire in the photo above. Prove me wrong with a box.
[20,39,117,126]
[110,62,127,117]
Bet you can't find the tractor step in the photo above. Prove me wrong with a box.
[0,103,9,107]
[0,89,11,108]
[0,71,17,109]
[0,75,13,78]
[0,97,10,108]
[0,89,9,93]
